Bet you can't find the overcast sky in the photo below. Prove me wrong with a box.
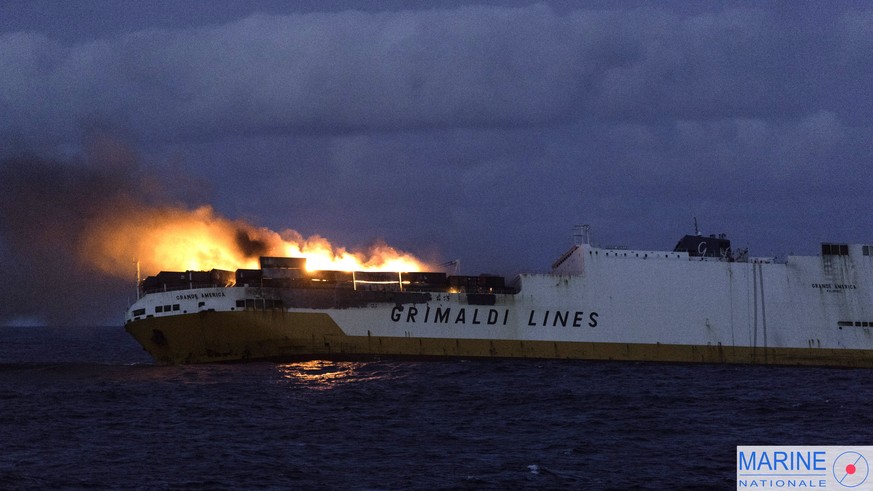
[2,1,872,325]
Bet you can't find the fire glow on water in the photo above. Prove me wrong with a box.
[80,205,430,277]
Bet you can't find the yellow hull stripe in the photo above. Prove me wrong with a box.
[126,311,873,367]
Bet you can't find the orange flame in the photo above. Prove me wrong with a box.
[79,205,431,277]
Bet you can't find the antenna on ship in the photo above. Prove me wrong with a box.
[442,259,460,275]
[693,217,701,236]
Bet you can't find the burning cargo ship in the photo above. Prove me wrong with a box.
[124,228,873,367]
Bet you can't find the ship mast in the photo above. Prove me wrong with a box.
[573,225,590,245]
[135,259,141,300]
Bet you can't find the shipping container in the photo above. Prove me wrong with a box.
[402,272,448,291]
[235,269,263,286]
[307,270,354,283]
[354,271,401,283]
[262,268,306,280]
[259,256,306,269]
[448,274,506,292]
[403,272,447,285]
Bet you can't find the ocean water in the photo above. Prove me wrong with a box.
[2,326,873,490]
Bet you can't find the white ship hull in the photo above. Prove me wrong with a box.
[124,238,873,366]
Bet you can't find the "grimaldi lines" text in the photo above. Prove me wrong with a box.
[389,305,599,327]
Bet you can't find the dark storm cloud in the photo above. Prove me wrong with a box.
[3,4,871,144]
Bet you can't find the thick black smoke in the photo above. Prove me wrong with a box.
[234,230,269,258]
[0,131,208,325]
[0,150,144,325]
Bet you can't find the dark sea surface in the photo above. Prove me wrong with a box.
[2,326,873,490]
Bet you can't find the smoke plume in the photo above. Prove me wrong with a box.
[0,146,429,326]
